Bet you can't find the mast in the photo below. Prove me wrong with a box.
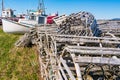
[38,0,45,15]
[2,0,4,11]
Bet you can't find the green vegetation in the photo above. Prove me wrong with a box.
[0,27,40,80]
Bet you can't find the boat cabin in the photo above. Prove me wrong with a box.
[27,10,47,24]
[2,9,14,17]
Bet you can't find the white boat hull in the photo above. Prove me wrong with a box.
[2,19,31,34]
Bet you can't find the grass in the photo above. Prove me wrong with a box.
[0,27,40,80]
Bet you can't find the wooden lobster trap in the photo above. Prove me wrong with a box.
[15,11,120,80]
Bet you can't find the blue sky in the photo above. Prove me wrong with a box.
[1,0,120,19]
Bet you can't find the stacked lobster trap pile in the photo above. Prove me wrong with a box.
[98,20,120,37]
[16,11,120,80]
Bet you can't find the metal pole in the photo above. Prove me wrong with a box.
[86,18,88,36]
[2,0,4,11]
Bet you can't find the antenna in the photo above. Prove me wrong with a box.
[38,0,45,15]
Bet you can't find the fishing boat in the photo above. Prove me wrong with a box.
[17,0,58,25]
[1,6,34,33]
[2,19,32,34]
[18,11,47,25]
[2,0,46,34]
[18,0,47,25]
[2,0,58,34]
[2,12,47,34]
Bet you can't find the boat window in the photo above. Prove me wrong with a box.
[11,11,13,16]
[7,12,9,14]
[29,13,36,20]
[29,15,36,20]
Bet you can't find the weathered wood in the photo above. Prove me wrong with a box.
[59,64,68,80]
[71,54,83,80]
[60,57,76,80]
[15,33,32,47]
[67,45,120,50]
[74,56,120,65]
[98,20,120,36]
[53,14,67,25]
[15,11,120,80]
[52,35,120,45]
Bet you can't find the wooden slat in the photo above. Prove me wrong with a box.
[58,71,64,80]
[59,64,68,80]
[67,46,120,51]
[74,56,120,65]
[47,34,120,44]
[66,46,120,55]
[68,49,120,56]
[60,57,76,80]
[55,37,120,44]
[51,34,120,41]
